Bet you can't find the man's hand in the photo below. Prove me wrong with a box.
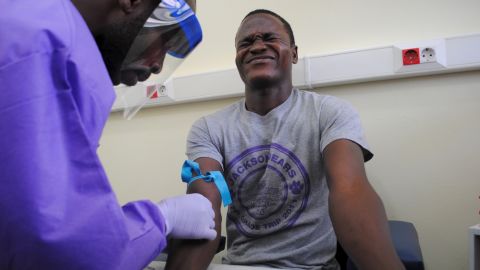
[157,193,217,240]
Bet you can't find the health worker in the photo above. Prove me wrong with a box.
[0,0,214,270]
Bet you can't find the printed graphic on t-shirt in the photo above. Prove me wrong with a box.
[225,143,310,237]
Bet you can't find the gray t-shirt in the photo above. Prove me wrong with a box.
[186,89,373,270]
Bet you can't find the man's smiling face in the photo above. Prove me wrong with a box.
[235,13,297,89]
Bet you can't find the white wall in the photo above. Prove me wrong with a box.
[98,1,480,269]
[174,0,480,77]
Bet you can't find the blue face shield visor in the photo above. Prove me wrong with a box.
[117,0,202,119]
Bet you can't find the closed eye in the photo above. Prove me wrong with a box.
[237,40,252,48]
[263,33,278,42]
[237,33,281,48]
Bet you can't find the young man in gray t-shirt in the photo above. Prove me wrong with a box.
[187,89,372,269]
[166,9,405,270]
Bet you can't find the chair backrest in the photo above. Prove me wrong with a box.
[335,220,425,270]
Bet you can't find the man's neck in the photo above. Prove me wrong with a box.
[71,0,112,35]
[244,83,293,116]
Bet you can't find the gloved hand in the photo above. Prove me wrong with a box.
[157,193,217,240]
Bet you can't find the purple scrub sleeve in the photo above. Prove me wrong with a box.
[0,0,167,269]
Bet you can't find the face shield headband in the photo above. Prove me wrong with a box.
[117,0,202,119]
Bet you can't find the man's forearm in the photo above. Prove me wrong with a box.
[329,184,405,270]
[166,157,224,270]
[165,198,221,270]
[165,223,221,270]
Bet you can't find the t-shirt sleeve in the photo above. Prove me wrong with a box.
[186,117,224,167]
[319,96,373,162]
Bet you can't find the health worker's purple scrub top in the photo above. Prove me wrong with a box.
[0,1,167,269]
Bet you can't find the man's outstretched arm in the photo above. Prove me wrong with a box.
[324,139,405,270]
[165,157,224,270]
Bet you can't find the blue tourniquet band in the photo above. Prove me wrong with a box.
[181,160,232,206]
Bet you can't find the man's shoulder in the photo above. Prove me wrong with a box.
[189,99,243,134]
[202,99,243,121]
[294,89,342,108]
[293,90,358,121]
[0,0,75,67]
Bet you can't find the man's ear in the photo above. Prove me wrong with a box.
[118,0,142,14]
[292,45,298,64]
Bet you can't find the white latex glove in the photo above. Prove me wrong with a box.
[157,193,216,240]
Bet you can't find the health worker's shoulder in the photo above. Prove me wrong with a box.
[0,0,76,68]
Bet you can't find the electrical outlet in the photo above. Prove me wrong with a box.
[394,39,446,73]
[146,85,158,99]
[146,84,168,99]
[402,48,420,65]
[420,47,436,63]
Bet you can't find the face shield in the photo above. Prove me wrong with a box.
[117,0,202,119]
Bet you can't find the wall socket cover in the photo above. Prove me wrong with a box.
[420,47,437,63]
[393,39,447,73]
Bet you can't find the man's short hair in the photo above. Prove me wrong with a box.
[242,9,295,46]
